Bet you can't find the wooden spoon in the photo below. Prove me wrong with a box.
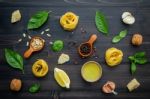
[24,36,45,58]
[78,34,97,58]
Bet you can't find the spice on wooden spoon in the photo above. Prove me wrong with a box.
[102,81,118,95]
[24,36,45,58]
[78,34,97,58]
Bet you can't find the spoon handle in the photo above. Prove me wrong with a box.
[24,47,33,58]
[87,34,97,45]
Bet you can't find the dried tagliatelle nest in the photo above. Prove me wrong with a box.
[60,12,79,31]
[11,10,21,23]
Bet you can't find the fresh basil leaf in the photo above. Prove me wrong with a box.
[112,35,121,43]
[5,48,24,73]
[128,52,148,75]
[29,83,40,93]
[119,29,127,38]
[131,62,136,75]
[112,29,127,43]
[95,11,109,35]
[52,40,64,52]
[134,52,145,58]
[27,11,50,29]
[135,58,148,64]
[128,56,135,61]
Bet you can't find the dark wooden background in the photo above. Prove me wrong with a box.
[0,0,150,99]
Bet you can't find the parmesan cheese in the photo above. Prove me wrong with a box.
[11,10,21,23]
[127,78,140,92]
[58,53,70,64]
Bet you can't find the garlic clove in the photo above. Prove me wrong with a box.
[122,12,132,19]
[123,16,135,25]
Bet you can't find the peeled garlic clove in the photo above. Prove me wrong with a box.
[123,15,135,25]
[122,12,132,19]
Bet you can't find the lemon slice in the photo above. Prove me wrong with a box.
[54,68,70,89]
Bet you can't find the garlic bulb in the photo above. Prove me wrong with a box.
[122,12,131,19]
[122,12,135,25]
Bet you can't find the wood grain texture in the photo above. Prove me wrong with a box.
[0,0,150,99]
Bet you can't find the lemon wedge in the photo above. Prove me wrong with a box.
[54,68,70,89]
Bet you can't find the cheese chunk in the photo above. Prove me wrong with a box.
[127,78,140,92]
[11,10,21,23]
[58,53,70,64]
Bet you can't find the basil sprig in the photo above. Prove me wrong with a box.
[27,11,50,29]
[5,48,24,73]
[29,83,40,93]
[128,52,148,75]
[95,11,109,35]
[112,29,127,43]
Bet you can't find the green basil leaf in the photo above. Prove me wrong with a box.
[128,56,135,61]
[112,29,127,43]
[112,35,121,43]
[27,11,50,29]
[52,40,64,52]
[135,58,148,64]
[5,48,24,73]
[119,29,127,38]
[134,52,145,58]
[131,62,136,75]
[29,83,40,93]
[95,11,109,35]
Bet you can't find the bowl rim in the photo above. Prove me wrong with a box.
[81,61,103,82]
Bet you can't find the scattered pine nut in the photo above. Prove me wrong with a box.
[26,41,29,46]
[49,42,53,45]
[41,31,45,35]
[28,35,31,39]
[47,33,51,37]
[43,39,45,42]
[23,33,26,37]
[18,38,22,42]
[45,28,50,32]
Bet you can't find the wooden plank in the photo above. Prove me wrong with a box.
[0,0,150,99]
